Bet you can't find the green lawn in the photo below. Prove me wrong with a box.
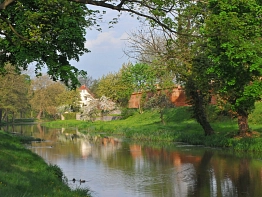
[44,103,262,152]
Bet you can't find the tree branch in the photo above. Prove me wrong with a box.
[0,16,31,41]
[71,0,123,10]
[0,0,16,10]
[70,0,179,34]
[1,0,199,37]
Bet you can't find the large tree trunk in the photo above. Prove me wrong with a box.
[189,89,214,136]
[185,77,214,136]
[195,107,214,136]
[237,110,249,136]
[198,115,214,136]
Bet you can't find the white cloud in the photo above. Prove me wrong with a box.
[85,31,129,50]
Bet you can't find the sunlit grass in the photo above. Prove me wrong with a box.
[0,131,90,197]
[44,104,262,152]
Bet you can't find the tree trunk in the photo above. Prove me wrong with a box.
[5,110,8,123]
[160,110,166,125]
[185,77,214,136]
[0,108,2,124]
[36,110,42,120]
[2,110,7,122]
[190,90,214,136]
[237,110,249,136]
[195,106,214,136]
[11,111,15,123]
[198,118,214,136]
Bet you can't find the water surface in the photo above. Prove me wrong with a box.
[3,124,262,197]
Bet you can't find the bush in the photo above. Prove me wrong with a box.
[249,102,262,125]
[121,108,138,119]
[63,112,76,120]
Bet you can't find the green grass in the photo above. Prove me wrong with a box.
[0,130,90,197]
[249,102,262,125]
[44,103,262,152]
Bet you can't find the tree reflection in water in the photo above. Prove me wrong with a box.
[4,124,262,197]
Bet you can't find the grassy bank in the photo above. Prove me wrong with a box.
[0,131,90,197]
[44,103,262,152]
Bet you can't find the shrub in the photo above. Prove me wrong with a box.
[249,102,262,125]
[63,112,76,120]
[121,108,138,119]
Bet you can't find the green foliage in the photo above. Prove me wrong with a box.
[249,102,262,125]
[96,65,133,107]
[231,137,262,152]
[122,63,156,92]
[0,0,94,88]
[145,92,174,110]
[120,108,138,119]
[203,0,262,133]
[63,112,77,120]
[30,75,68,119]
[205,105,233,123]
[0,64,31,123]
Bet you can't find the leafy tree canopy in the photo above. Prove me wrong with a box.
[0,0,97,88]
[0,0,192,89]
[203,0,262,134]
[96,64,133,107]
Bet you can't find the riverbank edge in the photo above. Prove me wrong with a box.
[43,107,262,152]
[0,130,91,197]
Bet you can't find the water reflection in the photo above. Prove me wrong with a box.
[4,124,262,197]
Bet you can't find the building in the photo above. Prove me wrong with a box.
[78,85,94,108]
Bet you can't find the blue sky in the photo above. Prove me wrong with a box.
[70,9,140,79]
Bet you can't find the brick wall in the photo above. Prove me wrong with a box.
[128,87,189,108]
[128,87,217,108]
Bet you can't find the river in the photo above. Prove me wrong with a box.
[3,124,262,197]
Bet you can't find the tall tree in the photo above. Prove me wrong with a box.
[0,63,30,123]
[96,64,133,107]
[184,54,215,136]
[30,75,67,119]
[203,0,262,136]
[123,2,215,135]
[0,0,93,88]
[78,74,99,96]
[177,1,215,136]
[122,63,156,93]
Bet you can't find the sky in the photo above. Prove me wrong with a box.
[70,8,141,79]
